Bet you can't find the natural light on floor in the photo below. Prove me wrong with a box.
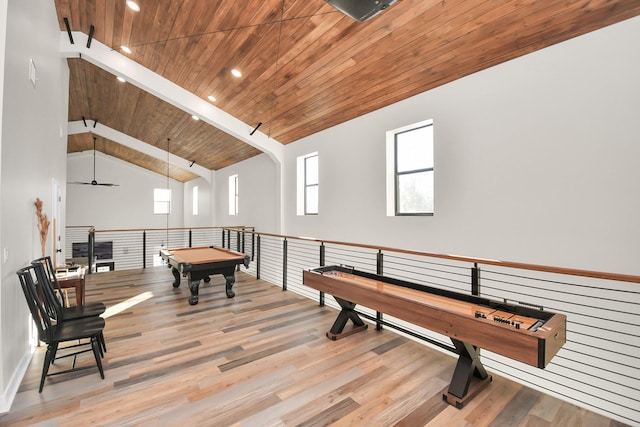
[101,291,154,319]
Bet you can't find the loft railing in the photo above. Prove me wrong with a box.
[64,226,254,273]
[65,225,640,426]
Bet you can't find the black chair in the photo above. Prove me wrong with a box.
[17,265,105,392]
[32,257,107,320]
[31,257,107,353]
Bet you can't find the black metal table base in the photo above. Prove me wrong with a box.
[326,296,368,340]
[443,339,492,408]
[171,266,236,305]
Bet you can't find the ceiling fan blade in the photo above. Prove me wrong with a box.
[71,136,121,187]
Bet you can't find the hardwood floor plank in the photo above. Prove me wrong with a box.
[393,389,450,427]
[296,397,361,427]
[489,386,542,427]
[219,334,318,372]
[372,336,407,355]
[242,368,366,427]
[528,392,564,423]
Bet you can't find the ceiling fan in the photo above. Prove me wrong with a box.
[69,136,119,186]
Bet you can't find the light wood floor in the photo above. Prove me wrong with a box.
[2,268,628,426]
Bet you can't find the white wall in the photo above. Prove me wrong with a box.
[215,153,279,233]
[66,152,186,230]
[183,176,215,228]
[281,16,640,277]
[0,0,69,411]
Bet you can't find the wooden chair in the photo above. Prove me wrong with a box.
[17,265,105,392]
[31,257,107,353]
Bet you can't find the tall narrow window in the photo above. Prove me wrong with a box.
[154,188,171,214]
[228,175,238,215]
[386,120,434,216]
[297,152,319,215]
[192,186,199,215]
[305,153,319,215]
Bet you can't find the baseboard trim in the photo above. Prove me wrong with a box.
[0,346,33,414]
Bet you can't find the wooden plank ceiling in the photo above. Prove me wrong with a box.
[56,0,640,182]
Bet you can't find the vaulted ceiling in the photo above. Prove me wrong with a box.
[56,0,640,182]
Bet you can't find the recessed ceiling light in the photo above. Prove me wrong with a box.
[207,95,216,102]
[231,69,242,78]
[121,45,132,54]
[191,115,199,121]
[126,1,140,12]
[116,76,126,83]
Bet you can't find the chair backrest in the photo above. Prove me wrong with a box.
[17,265,54,344]
[31,259,65,322]
[32,256,66,305]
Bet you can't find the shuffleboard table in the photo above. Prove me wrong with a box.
[160,246,250,305]
[303,265,566,408]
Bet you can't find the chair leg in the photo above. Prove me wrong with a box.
[40,343,58,393]
[99,332,107,355]
[91,336,105,379]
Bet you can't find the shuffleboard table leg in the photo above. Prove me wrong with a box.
[171,267,181,288]
[443,339,492,408]
[326,297,368,340]
[188,279,200,305]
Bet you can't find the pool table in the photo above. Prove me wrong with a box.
[160,246,250,305]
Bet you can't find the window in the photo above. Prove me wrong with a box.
[228,175,238,215]
[297,152,319,215]
[154,188,171,214]
[386,120,434,215]
[192,186,199,215]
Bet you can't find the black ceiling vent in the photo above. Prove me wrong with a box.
[325,0,397,22]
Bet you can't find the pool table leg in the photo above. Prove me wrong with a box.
[170,267,181,288]
[188,279,200,305]
[224,273,236,298]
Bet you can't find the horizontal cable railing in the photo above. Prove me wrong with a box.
[65,226,640,426]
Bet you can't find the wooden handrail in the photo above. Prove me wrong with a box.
[229,229,640,285]
[89,226,253,233]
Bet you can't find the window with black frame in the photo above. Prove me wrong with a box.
[393,122,434,215]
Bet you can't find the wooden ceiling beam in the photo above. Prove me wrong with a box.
[68,120,212,182]
[59,30,284,166]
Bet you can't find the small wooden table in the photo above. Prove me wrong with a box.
[56,268,86,306]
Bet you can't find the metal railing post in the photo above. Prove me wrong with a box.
[256,234,261,280]
[471,263,481,296]
[87,229,95,275]
[319,242,325,306]
[235,230,242,271]
[320,242,326,266]
[142,231,147,268]
[282,238,288,291]
[376,249,384,330]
